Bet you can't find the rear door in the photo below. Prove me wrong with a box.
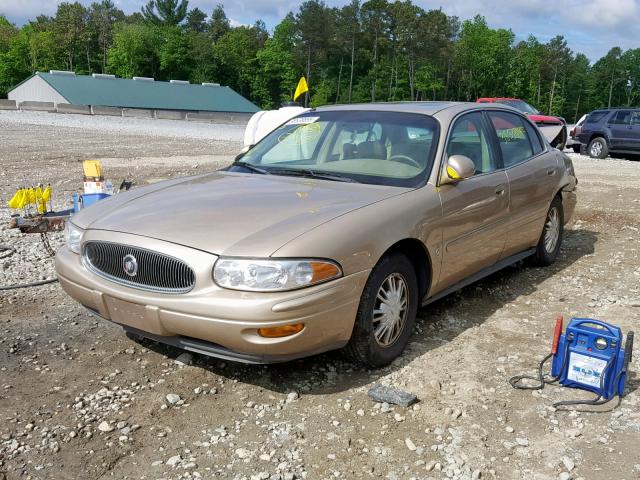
[436,111,509,289]
[486,110,559,258]
[608,110,633,149]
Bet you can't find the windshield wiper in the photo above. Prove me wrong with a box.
[231,161,271,175]
[269,168,359,183]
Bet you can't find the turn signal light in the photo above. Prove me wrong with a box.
[258,323,305,338]
[309,262,341,283]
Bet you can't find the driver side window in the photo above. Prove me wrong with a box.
[446,112,497,175]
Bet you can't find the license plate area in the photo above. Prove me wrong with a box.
[104,296,168,335]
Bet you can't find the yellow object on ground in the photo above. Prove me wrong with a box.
[83,160,103,179]
[8,188,23,209]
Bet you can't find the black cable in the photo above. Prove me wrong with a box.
[509,353,556,390]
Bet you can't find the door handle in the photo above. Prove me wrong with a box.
[495,185,506,196]
[547,168,556,176]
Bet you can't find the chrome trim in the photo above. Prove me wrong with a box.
[82,241,195,294]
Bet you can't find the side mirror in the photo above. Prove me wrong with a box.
[441,155,475,185]
[234,145,252,162]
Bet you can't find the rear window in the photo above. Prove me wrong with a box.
[586,111,609,123]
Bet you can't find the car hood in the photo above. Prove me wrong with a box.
[72,171,409,256]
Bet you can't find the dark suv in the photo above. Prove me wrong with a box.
[578,108,640,158]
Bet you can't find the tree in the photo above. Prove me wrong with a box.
[158,26,193,79]
[142,0,189,26]
[185,7,207,33]
[212,26,264,99]
[296,0,333,106]
[54,2,88,71]
[208,4,230,42]
[254,13,299,108]
[88,0,125,72]
[107,23,161,78]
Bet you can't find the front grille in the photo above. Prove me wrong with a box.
[83,241,195,293]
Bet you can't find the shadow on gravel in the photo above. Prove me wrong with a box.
[136,229,599,396]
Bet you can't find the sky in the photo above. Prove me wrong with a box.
[1,0,639,61]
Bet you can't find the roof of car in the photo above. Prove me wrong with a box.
[315,101,519,117]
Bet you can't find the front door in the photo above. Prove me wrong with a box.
[437,111,510,290]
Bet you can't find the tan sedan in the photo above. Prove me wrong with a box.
[56,102,577,366]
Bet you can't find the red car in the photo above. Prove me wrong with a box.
[477,98,567,149]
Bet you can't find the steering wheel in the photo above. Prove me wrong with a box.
[389,154,421,168]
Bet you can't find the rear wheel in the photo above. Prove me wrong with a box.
[588,137,608,159]
[532,196,564,266]
[571,144,581,154]
[345,253,418,367]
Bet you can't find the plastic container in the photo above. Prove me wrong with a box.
[81,193,110,208]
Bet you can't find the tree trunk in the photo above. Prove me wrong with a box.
[608,71,614,108]
[305,46,311,108]
[348,35,355,103]
[371,31,378,102]
[336,56,343,104]
[574,89,581,123]
[548,67,557,114]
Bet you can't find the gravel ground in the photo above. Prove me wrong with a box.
[1,112,639,480]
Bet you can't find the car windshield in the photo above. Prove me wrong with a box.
[234,110,439,187]
[495,99,540,115]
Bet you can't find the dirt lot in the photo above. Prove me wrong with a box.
[0,111,639,480]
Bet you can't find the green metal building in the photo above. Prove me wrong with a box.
[8,71,259,113]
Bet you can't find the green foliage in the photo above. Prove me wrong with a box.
[141,0,188,26]
[107,22,161,78]
[1,2,638,117]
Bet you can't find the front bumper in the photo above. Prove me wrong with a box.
[55,232,370,363]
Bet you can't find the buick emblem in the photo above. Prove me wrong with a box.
[123,254,138,277]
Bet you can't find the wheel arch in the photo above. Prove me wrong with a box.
[380,238,432,299]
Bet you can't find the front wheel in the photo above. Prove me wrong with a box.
[532,196,564,266]
[572,144,582,154]
[345,253,418,367]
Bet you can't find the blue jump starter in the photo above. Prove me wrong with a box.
[551,318,631,400]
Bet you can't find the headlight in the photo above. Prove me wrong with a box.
[64,221,84,254]
[213,258,342,291]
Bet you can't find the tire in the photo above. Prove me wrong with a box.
[344,253,418,367]
[587,137,608,159]
[532,196,564,266]
[571,144,581,154]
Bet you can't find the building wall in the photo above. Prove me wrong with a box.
[8,76,68,105]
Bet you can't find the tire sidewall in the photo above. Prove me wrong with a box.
[536,198,564,265]
[353,253,419,367]
[588,137,608,159]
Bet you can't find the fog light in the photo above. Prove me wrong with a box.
[258,323,304,338]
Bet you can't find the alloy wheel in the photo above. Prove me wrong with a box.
[372,273,409,347]
[544,207,560,253]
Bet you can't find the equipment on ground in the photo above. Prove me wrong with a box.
[510,315,633,409]
[7,160,130,252]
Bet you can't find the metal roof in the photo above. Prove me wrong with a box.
[35,72,259,113]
